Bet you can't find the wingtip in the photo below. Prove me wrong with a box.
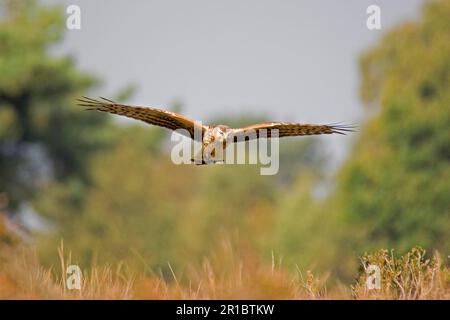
[76,96,117,110]
[99,96,116,104]
[328,123,358,135]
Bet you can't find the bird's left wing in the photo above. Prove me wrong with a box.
[229,122,355,141]
[77,97,204,139]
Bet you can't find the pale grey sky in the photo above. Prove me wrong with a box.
[47,0,423,169]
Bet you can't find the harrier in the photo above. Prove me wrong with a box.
[77,97,355,164]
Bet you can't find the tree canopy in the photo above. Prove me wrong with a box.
[337,0,449,254]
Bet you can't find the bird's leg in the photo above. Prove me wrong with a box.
[190,157,208,165]
[191,148,206,165]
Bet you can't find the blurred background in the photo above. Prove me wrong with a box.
[0,0,448,288]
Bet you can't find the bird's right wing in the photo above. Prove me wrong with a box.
[77,97,205,139]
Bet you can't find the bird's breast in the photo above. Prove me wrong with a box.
[202,129,215,146]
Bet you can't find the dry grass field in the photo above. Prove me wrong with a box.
[0,238,448,300]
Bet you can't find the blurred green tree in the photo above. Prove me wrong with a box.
[35,129,190,267]
[0,0,110,209]
[0,0,168,267]
[337,0,450,254]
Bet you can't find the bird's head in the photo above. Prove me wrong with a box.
[213,125,229,142]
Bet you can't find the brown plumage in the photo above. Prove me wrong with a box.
[77,97,355,164]
[230,122,353,140]
[77,96,202,139]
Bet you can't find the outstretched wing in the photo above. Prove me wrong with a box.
[77,97,204,139]
[229,122,355,141]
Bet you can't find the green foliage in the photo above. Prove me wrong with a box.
[35,139,281,269]
[0,0,107,208]
[272,174,332,267]
[36,139,187,267]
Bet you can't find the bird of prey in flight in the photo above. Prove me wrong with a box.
[77,97,355,164]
